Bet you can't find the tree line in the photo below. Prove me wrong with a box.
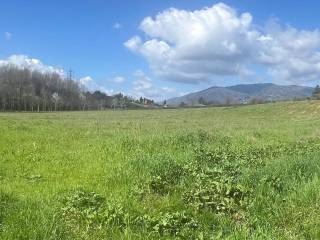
[0,66,141,111]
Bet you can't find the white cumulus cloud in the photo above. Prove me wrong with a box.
[0,55,64,76]
[79,75,115,95]
[257,21,320,84]
[130,70,178,100]
[125,3,320,85]
[79,76,93,85]
[124,36,142,52]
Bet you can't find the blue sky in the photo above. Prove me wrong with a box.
[1,0,320,100]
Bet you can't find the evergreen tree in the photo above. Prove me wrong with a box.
[313,85,320,99]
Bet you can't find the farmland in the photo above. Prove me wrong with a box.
[1,101,320,239]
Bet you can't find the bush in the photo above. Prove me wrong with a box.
[61,189,128,231]
[134,158,185,196]
[136,211,199,238]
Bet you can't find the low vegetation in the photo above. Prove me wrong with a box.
[1,100,320,239]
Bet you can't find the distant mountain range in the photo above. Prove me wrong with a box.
[166,83,314,106]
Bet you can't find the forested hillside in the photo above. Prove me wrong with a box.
[167,83,314,106]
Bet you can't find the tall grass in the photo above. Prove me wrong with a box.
[0,101,320,239]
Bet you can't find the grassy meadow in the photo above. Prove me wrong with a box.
[1,101,320,239]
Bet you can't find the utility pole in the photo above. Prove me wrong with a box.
[67,69,74,81]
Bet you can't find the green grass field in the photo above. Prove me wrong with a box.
[1,101,320,239]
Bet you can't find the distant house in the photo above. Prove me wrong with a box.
[143,98,154,105]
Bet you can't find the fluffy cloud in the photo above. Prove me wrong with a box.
[258,23,320,84]
[131,70,177,100]
[125,3,320,84]
[124,36,142,52]
[125,3,257,83]
[79,75,115,95]
[0,55,64,75]
[79,76,93,85]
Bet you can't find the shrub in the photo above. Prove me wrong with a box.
[135,211,199,238]
[135,158,185,196]
[60,189,128,231]
[183,147,252,215]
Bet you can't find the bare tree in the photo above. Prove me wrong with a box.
[0,65,151,112]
